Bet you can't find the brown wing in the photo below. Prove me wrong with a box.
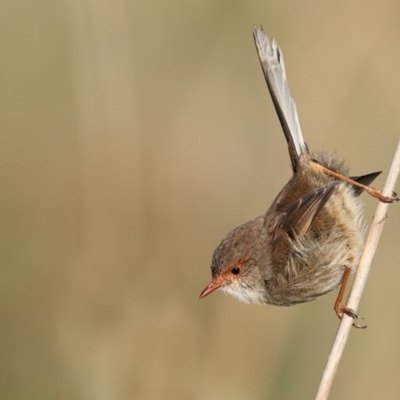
[349,171,381,196]
[267,183,337,272]
[280,183,337,239]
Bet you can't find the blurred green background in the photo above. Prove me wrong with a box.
[2,0,400,399]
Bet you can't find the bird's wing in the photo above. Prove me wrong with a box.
[279,183,337,239]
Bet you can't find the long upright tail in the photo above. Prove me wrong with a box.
[253,26,306,172]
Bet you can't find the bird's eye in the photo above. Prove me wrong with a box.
[231,266,240,275]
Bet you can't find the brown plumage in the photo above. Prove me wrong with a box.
[199,27,394,323]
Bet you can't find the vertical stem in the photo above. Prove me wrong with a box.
[315,138,400,400]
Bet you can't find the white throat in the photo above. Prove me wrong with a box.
[221,281,265,304]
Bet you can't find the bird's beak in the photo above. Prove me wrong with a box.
[199,279,223,299]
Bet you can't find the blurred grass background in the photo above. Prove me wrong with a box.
[1,0,400,399]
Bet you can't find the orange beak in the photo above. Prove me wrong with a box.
[199,280,224,299]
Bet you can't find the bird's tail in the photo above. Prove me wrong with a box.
[253,26,306,172]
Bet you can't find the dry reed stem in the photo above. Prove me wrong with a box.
[315,137,400,400]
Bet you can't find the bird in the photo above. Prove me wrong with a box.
[199,26,397,327]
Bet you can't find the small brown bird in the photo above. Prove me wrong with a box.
[199,26,397,326]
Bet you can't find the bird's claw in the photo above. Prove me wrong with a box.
[335,305,367,329]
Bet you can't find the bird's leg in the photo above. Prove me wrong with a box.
[334,266,366,329]
[311,160,398,203]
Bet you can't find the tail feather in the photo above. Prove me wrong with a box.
[253,26,306,172]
